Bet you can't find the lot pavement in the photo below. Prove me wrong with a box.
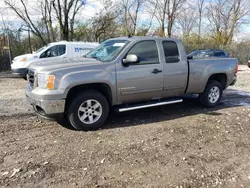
[0,65,250,187]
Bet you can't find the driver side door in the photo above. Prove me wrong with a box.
[116,40,164,103]
[39,45,67,62]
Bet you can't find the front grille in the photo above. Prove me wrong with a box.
[27,69,35,88]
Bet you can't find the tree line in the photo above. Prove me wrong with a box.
[0,0,250,68]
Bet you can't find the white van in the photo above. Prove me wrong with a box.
[11,41,99,77]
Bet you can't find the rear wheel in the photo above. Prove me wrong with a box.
[199,80,223,108]
[67,90,109,131]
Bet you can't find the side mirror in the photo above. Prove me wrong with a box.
[122,54,139,66]
[187,56,193,60]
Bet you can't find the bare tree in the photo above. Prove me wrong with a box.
[197,0,205,44]
[52,0,85,41]
[207,0,250,45]
[120,0,144,35]
[149,0,167,37]
[41,0,56,42]
[166,0,187,37]
[74,0,120,42]
[91,12,119,42]
[150,0,187,37]
[4,0,47,44]
[177,4,197,38]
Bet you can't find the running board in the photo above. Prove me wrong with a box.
[118,99,183,112]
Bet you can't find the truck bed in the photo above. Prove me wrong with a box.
[186,58,238,94]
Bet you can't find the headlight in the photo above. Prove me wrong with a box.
[37,73,55,90]
[20,57,27,62]
[37,73,46,88]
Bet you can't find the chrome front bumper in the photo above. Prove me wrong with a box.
[26,85,65,115]
[11,68,28,75]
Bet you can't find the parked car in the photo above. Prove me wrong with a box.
[188,49,229,59]
[11,41,99,78]
[26,36,238,131]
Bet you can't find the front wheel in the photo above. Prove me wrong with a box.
[199,80,223,108]
[67,91,109,131]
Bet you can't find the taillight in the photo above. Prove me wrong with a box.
[235,63,238,75]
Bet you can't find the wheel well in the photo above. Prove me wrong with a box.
[65,83,112,109]
[207,74,227,89]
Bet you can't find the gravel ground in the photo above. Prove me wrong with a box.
[0,65,250,188]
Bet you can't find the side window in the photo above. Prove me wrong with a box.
[162,41,180,63]
[40,45,66,58]
[205,51,214,57]
[215,51,226,57]
[57,45,66,56]
[127,41,159,64]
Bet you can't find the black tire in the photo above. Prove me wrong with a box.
[199,80,223,108]
[67,90,109,131]
[22,75,27,80]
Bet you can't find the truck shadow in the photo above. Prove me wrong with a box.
[57,89,250,131]
[103,89,250,130]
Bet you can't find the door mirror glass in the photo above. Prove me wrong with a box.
[123,54,139,65]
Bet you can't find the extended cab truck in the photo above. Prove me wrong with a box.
[26,36,238,131]
[11,41,98,78]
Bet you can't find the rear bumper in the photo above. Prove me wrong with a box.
[26,85,65,118]
[230,76,237,86]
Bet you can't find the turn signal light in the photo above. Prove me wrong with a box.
[47,75,55,90]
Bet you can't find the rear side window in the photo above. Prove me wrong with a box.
[162,41,180,63]
[215,51,227,57]
[127,41,159,65]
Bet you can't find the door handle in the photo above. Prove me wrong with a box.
[151,68,162,74]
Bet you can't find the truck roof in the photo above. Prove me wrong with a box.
[48,41,99,46]
[109,36,180,42]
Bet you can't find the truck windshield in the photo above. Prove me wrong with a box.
[34,44,51,54]
[85,40,129,62]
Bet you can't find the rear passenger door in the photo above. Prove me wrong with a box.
[116,40,164,103]
[162,40,188,97]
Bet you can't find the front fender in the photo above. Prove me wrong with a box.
[59,69,116,104]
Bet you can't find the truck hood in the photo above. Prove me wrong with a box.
[28,57,101,73]
[14,53,37,60]
[13,53,40,62]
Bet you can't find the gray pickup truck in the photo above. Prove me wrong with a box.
[26,36,238,130]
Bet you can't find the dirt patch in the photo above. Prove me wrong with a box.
[1,66,250,187]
